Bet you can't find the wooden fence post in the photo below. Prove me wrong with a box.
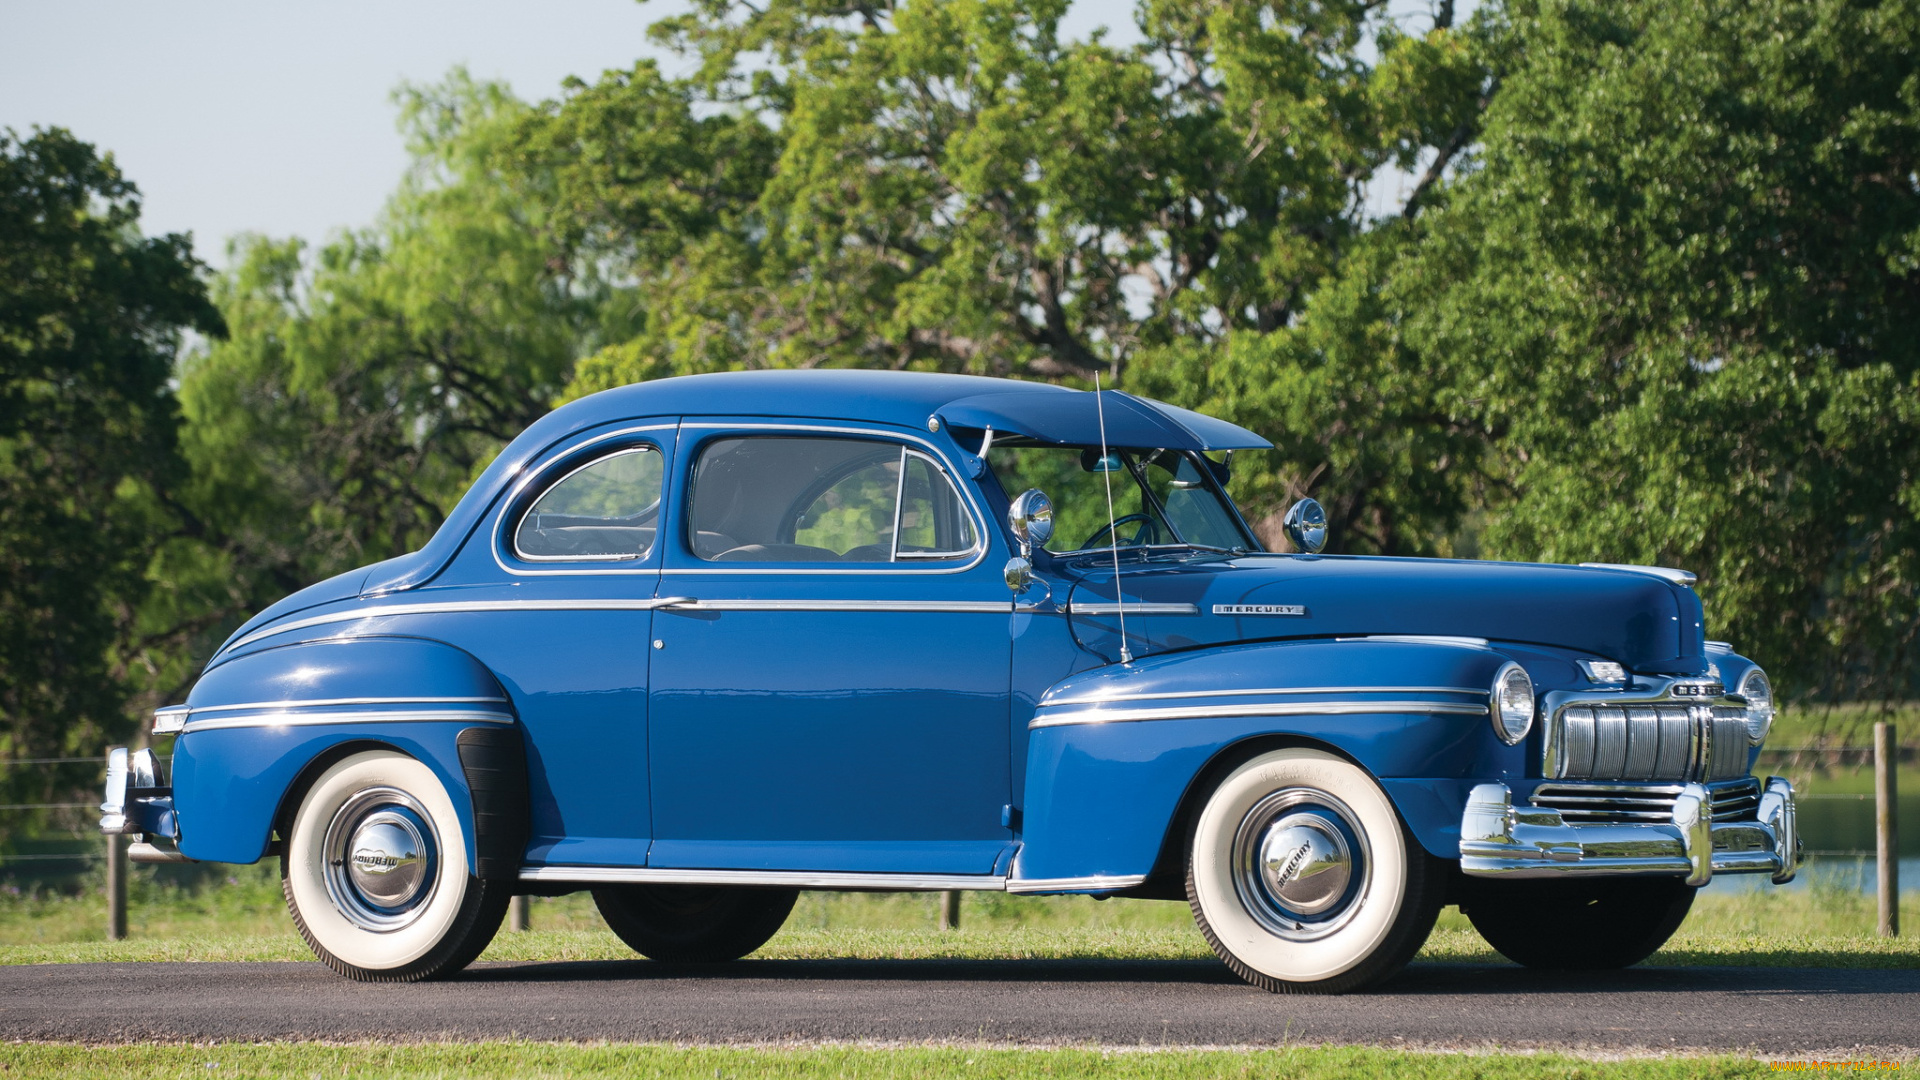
[106,832,127,941]
[1876,722,1899,938]
[939,890,961,930]
[509,894,530,932]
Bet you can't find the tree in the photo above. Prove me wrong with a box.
[502,0,1494,551]
[0,128,222,804]
[126,73,639,716]
[1406,0,1920,698]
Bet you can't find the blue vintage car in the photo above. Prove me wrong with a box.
[100,371,1797,991]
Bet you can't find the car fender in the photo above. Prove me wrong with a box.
[169,636,527,876]
[1011,638,1526,890]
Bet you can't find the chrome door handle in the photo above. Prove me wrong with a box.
[653,597,700,609]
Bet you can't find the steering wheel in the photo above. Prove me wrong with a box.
[1080,513,1162,550]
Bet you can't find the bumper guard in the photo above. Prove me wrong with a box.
[1459,776,1798,884]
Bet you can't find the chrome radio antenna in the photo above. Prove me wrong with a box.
[1094,372,1133,665]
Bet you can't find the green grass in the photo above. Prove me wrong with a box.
[0,1042,1793,1079]
[2,861,1915,969]
[1768,701,1920,751]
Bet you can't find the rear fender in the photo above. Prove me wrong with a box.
[170,636,525,874]
[1012,639,1522,889]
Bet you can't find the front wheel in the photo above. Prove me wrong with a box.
[282,749,510,982]
[1464,877,1695,969]
[1186,748,1445,994]
[593,885,798,962]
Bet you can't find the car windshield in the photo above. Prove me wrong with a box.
[987,445,1256,554]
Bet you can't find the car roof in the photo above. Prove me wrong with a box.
[552,370,1271,451]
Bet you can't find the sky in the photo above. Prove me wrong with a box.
[2,1,1458,268]
[0,1,1147,267]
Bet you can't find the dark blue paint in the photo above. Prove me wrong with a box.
[165,371,1765,892]
[172,722,478,866]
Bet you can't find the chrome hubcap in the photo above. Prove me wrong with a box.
[322,787,439,932]
[1232,788,1371,940]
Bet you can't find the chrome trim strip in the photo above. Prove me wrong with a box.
[187,696,509,714]
[664,599,1010,614]
[1030,700,1489,729]
[1042,685,1493,708]
[226,599,684,652]
[1579,562,1697,587]
[1005,874,1148,893]
[517,866,1008,890]
[1339,634,1491,648]
[128,841,192,864]
[1067,602,1200,617]
[182,709,515,734]
[665,422,991,576]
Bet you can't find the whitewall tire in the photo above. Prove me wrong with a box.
[1186,747,1444,994]
[282,749,509,982]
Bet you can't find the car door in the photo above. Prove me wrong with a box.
[646,421,1016,877]
[441,425,671,869]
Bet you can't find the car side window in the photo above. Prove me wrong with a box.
[688,436,977,563]
[513,446,664,561]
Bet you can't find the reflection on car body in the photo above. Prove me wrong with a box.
[103,370,1798,991]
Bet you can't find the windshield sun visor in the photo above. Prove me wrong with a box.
[938,389,1272,452]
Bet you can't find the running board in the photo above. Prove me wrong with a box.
[516,865,1149,894]
[517,866,1008,891]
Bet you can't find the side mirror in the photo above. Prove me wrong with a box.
[1284,497,1328,554]
[1007,489,1055,557]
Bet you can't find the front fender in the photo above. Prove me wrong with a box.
[170,636,522,871]
[1012,639,1525,888]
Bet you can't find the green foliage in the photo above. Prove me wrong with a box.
[1404,0,1920,698]
[0,128,221,802]
[524,0,1486,397]
[125,73,639,710]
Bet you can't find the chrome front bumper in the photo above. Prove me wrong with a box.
[1459,777,1798,884]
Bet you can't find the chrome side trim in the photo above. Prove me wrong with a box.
[1067,602,1200,617]
[664,599,1010,614]
[517,866,1008,891]
[182,709,515,734]
[1042,685,1493,708]
[1030,700,1489,729]
[1339,634,1490,648]
[226,599,686,652]
[1005,874,1148,893]
[128,841,192,864]
[187,696,509,714]
[1579,562,1698,587]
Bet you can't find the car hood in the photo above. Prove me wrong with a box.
[1060,554,1708,676]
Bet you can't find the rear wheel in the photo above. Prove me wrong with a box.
[593,885,798,962]
[282,749,509,982]
[1186,748,1445,994]
[1464,877,1695,969]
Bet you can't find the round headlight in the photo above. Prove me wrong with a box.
[1739,667,1774,746]
[1492,662,1535,745]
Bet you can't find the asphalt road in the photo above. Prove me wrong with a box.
[4,959,1915,1056]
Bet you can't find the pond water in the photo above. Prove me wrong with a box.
[1703,789,1918,894]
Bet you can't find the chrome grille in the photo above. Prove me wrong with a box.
[1551,702,1751,781]
[1531,778,1762,824]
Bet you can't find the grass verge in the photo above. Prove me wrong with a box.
[2,869,1915,969]
[0,1042,1788,1079]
